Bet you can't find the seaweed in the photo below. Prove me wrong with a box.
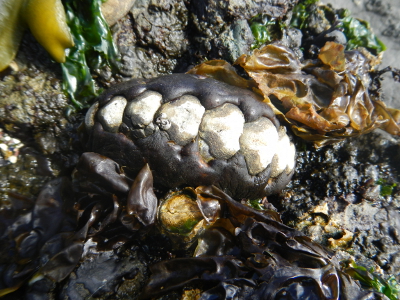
[190,44,400,146]
[61,0,120,111]
[290,0,319,30]
[141,186,386,299]
[376,178,397,197]
[290,0,386,55]
[345,262,400,300]
[249,15,283,49]
[337,9,386,55]
[0,156,391,299]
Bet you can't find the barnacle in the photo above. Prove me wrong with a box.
[0,0,74,71]
[158,188,209,248]
[81,73,296,199]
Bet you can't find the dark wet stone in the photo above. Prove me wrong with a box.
[101,1,186,83]
[131,0,189,58]
[213,19,255,62]
[0,148,56,209]
[187,0,297,62]
[281,27,304,59]
[60,245,148,299]
[272,130,400,281]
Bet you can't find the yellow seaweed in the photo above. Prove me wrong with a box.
[22,0,74,63]
[0,0,25,71]
[0,0,74,72]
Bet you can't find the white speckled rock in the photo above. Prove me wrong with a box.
[98,96,127,133]
[199,103,245,160]
[157,95,205,145]
[125,91,162,128]
[239,117,279,175]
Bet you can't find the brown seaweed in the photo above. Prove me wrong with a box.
[0,178,81,296]
[189,42,400,147]
[140,186,387,299]
[0,171,388,299]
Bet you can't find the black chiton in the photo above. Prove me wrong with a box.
[82,73,296,199]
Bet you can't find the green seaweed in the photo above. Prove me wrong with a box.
[346,262,400,300]
[246,198,265,210]
[337,9,386,55]
[376,178,397,196]
[290,0,319,30]
[290,0,386,55]
[61,0,120,111]
[249,15,282,49]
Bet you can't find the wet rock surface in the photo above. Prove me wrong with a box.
[109,0,297,82]
[271,130,400,281]
[0,0,399,299]
[60,244,148,299]
[0,34,70,143]
[187,0,296,60]
[0,33,81,213]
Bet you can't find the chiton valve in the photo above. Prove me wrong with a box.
[83,74,296,199]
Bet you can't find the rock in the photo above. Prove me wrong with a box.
[101,0,136,27]
[60,243,148,299]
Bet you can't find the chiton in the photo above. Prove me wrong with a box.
[82,73,296,199]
